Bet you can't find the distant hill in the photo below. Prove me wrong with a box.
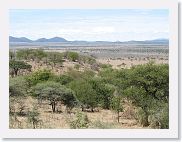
[125,39,169,44]
[9,36,67,43]
[35,37,67,42]
[9,36,33,42]
[9,36,168,44]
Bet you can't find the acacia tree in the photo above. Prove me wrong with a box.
[89,78,115,109]
[9,51,15,60]
[33,81,76,113]
[66,52,79,62]
[47,52,63,68]
[123,63,169,126]
[9,76,29,97]
[25,69,54,86]
[56,74,74,85]
[9,60,32,77]
[69,79,98,112]
[16,49,30,60]
[9,76,29,116]
[27,107,40,129]
[110,90,123,123]
[16,49,46,61]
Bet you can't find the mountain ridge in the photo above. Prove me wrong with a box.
[9,36,169,44]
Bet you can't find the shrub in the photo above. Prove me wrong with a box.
[100,64,112,69]
[69,111,89,129]
[74,64,81,70]
[123,63,169,126]
[135,108,149,127]
[149,103,169,129]
[56,74,74,85]
[9,76,29,97]
[66,52,79,62]
[69,80,98,112]
[110,91,123,123]
[90,120,114,129]
[46,52,63,67]
[27,107,41,129]
[26,69,54,86]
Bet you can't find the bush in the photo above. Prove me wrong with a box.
[90,120,114,129]
[27,107,41,129]
[149,104,169,129]
[66,52,79,62]
[69,111,89,129]
[74,64,81,70]
[26,69,54,86]
[9,76,29,96]
[69,79,98,112]
[16,49,46,61]
[56,75,74,85]
[110,91,123,123]
[100,64,112,69]
[46,52,63,67]
[136,108,149,127]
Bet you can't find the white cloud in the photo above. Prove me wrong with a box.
[92,27,115,33]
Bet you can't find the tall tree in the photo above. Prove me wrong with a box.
[123,63,169,126]
[9,60,32,77]
[69,79,98,112]
[33,81,76,113]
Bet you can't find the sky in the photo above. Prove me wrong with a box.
[10,9,169,42]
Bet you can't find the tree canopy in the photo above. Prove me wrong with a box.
[9,60,32,77]
[33,81,76,112]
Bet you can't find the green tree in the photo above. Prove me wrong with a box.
[27,107,41,129]
[46,52,63,67]
[69,80,98,112]
[110,90,123,123]
[33,81,76,113]
[16,49,46,61]
[16,49,30,60]
[123,63,169,126]
[9,60,32,77]
[66,52,79,62]
[9,76,29,96]
[9,51,15,60]
[89,78,115,109]
[26,69,54,86]
[35,49,47,61]
[56,74,74,85]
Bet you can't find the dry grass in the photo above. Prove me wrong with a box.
[9,97,146,129]
[97,56,168,69]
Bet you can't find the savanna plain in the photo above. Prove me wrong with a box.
[9,42,169,129]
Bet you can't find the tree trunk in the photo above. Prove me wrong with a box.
[33,122,36,129]
[81,107,84,111]
[91,107,94,112]
[51,102,56,113]
[142,109,149,126]
[14,69,18,76]
[117,111,120,123]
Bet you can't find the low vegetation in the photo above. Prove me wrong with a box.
[9,49,169,129]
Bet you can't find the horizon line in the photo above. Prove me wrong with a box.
[9,36,169,42]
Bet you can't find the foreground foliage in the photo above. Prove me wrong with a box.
[9,49,169,129]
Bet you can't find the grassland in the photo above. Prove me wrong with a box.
[9,43,169,129]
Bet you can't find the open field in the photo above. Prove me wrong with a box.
[10,42,168,69]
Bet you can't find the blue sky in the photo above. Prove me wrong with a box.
[10,9,169,41]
